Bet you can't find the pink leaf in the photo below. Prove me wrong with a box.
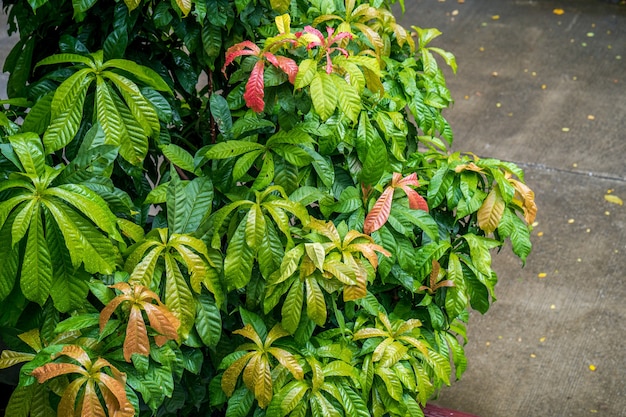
[304,26,325,44]
[244,60,266,113]
[274,56,299,84]
[263,52,279,67]
[393,172,419,188]
[325,52,333,74]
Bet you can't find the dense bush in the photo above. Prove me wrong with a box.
[0,0,535,416]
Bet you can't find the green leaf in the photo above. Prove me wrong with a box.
[43,200,118,274]
[310,72,337,121]
[360,134,387,186]
[46,184,120,239]
[104,70,160,136]
[223,219,255,290]
[46,210,89,312]
[333,76,361,123]
[4,385,34,417]
[444,252,468,319]
[95,75,124,147]
[226,387,254,417]
[251,152,275,191]
[0,217,19,302]
[21,208,52,306]
[281,280,303,334]
[210,93,233,139]
[205,141,265,159]
[8,133,46,177]
[6,37,35,99]
[36,53,95,69]
[167,175,214,235]
[102,59,172,92]
[195,291,222,348]
[294,59,317,89]
[11,199,35,246]
[233,149,263,182]
[112,86,149,165]
[162,143,196,172]
[305,277,326,327]
[22,92,53,135]
[164,252,196,339]
[393,207,439,241]
[245,204,266,249]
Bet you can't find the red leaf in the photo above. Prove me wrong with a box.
[392,172,428,211]
[400,186,429,211]
[393,172,419,188]
[244,60,266,113]
[222,41,261,77]
[364,188,394,234]
[274,55,299,84]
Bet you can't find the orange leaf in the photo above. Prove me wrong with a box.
[343,262,368,301]
[399,186,429,211]
[57,377,85,417]
[509,178,537,224]
[244,60,266,113]
[54,345,93,368]
[123,306,150,362]
[81,379,106,417]
[392,172,419,188]
[364,188,394,234]
[98,373,134,417]
[142,302,180,344]
[31,362,86,383]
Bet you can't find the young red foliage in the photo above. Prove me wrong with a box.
[244,60,266,113]
[31,346,134,417]
[364,172,429,234]
[99,282,180,362]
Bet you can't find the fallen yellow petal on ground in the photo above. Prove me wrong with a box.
[553,8,565,15]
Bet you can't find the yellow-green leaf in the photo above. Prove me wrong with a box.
[305,277,327,327]
[175,0,191,16]
[477,186,505,234]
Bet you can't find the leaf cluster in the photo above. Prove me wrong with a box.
[0,0,535,416]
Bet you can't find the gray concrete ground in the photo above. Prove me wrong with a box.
[0,1,625,416]
[400,1,626,416]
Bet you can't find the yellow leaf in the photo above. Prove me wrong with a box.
[604,194,623,206]
[175,0,191,16]
[477,187,505,234]
[275,14,291,34]
[221,352,255,396]
[553,8,565,15]
[254,356,273,408]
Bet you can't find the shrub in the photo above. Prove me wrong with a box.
[0,0,536,416]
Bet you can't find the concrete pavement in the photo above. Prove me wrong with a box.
[400,1,626,416]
